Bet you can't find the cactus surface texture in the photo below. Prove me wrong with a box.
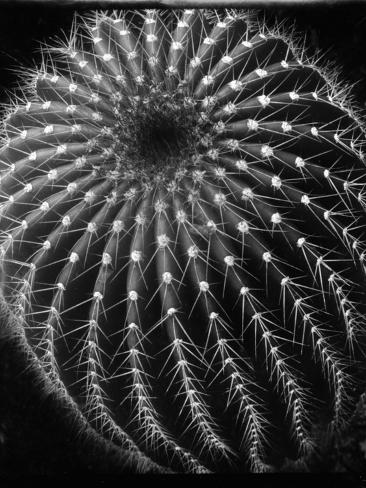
[1,8,366,473]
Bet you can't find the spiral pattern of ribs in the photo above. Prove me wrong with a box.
[1,9,366,473]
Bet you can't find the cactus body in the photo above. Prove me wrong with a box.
[1,9,366,473]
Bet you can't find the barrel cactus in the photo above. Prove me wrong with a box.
[1,8,366,473]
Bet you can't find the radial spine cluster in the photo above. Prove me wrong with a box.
[1,8,366,473]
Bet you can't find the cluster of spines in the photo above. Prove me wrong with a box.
[0,8,365,473]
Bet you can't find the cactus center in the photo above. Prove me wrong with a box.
[95,84,213,184]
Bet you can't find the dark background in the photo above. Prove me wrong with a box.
[0,1,366,481]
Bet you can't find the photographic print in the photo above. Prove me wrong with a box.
[0,0,366,479]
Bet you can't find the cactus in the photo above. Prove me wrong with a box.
[1,8,366,473]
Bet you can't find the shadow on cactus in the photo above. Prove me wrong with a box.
[1,8,366,473]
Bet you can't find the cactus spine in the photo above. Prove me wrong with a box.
[1,9,366,473]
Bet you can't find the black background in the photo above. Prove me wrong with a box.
[1,1,366,480]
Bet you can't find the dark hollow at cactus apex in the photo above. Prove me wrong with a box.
[1,8,366,473]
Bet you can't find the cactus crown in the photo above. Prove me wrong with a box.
[115,86,200,171]
[1,8,366,473]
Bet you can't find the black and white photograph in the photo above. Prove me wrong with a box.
[0,0,366,481]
